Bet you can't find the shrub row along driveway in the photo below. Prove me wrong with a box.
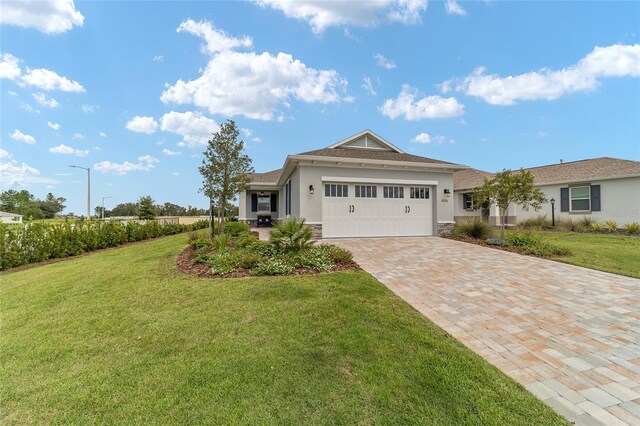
[332,237,640,426]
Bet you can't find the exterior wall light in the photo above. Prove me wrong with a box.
[309,185,315,194]
[444,189,451,197]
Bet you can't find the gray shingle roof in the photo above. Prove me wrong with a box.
[295,147,459,165]
[249,168,282,184]
[454,157,640,190]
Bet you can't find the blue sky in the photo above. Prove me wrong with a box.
[1,0,639,214]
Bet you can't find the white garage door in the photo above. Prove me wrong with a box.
[322,183,433,238]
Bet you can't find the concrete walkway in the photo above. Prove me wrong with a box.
[331,237,640,426]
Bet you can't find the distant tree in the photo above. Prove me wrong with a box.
[199,120,253,235]
[158,202,187,216]
[137,196,158,220]
[109,202,138,217]
[473,169,547,240]
[38,193,66,218]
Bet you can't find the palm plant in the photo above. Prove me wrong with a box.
[269,218,315,253]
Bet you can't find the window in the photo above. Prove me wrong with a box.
[462,193,474,210]
[383,186,404,199]
[285,180,292,215]
[257,195,271,212]
[410,187,429,199]
[570,186,590,211]
[324,184,348,197]
[355,185,377,198]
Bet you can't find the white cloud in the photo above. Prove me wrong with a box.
[8,90,17,96]
[126,115,158,134]
[255,0,427,34]
[20,67,84,92]
[162,21,348,120]
[362,76,377,95]
[380,84,465,120]
[47,185,56,189]
[9,129,36,144]
[374,53,396,69]
[81,104,98,113]
[444,0,467,16]
[0,0,84,34]
[0,53,22,80]
[21,104,40,114]
[153,55,164,62]
[47,121,60,130]
[159,111,218,147]
[162,148,181,156]
[457,44,640,105]
[72,132,85,140]
[33,92,59,108]
[411,132,448,144]
[251,137,262,143]
[94,155,159,175]
[241,128,253,137]
[0,160,58,186]
[49,144,89,157]
[177,19,253,54]
[0,149,11,159]
[171,172,181,176]
[54,172,72,176]
[99,131,107,137]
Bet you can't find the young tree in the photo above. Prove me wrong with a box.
[473,169,547,240]
[137,195,158,220]
[199,120,253,235]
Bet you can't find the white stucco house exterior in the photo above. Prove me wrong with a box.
[239,130,467,238]
[0,211,23,224]
[453,157,640,226]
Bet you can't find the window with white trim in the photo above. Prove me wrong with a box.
[383,186,404,199]
[355,185,377,198]
[324,184,348,197]
[462,193,474,210]
[257,195,271,212]
[409,187,429,199]
[570,186,590,211]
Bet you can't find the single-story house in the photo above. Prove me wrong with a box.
[239,130,467,238]
[0,211,23,224]
[453,157,640,226]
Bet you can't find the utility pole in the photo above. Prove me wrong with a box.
[70,165,91,219]
[102,196,113,220]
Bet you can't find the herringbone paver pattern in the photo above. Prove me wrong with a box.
[332,237,640,426]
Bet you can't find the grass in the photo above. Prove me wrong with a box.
[506,229,640,278]
[1,233,565,425]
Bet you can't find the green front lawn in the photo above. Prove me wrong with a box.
[506,230,640,278]
[1,234,565,425]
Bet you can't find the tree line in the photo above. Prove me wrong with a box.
[0,190,66,219]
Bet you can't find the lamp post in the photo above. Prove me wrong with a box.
[70,165,90,219]
[101,196,113,220]
[550,198,556,227]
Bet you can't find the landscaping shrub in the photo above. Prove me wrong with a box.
[223,221,250,236]
[252,257,295,276]
[236,251,264,269]
[0,219,208,271]
[624,222,640,235]
[558,218,583,232]
[453,218,493,240]
[233,232,259,249]
[517,215,553,230]
[506,233,571,257]
[316,244,353,265]
[249,240,279,258]
[270,218,314,253]
[604,220,618,232]
[212,233,232,251]
[591,222,603,232]
[579,216,595,229]
[189,238,213,250]
[287,247,334,272]
[205,250,244,275]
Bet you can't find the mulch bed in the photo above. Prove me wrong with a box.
[176,246,361,280]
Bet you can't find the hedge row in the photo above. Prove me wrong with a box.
[0,219,209,271]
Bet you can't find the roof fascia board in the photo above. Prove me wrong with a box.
[327,129,406,154]
[289,154,467,171]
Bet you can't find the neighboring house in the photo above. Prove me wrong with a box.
[239,130,467,238]
[0,211,23,224]
[453,157,640,226]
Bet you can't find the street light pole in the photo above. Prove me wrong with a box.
[70,165,91,219]
[102,196,113,220]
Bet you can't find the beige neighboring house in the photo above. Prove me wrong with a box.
[453,157,640,226]
[0,211,23,224]
[239,130,467,238]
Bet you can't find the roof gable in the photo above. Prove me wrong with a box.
[327,130,404,153]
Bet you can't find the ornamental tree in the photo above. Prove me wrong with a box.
[473,169,547,240]
[199,120,253,235]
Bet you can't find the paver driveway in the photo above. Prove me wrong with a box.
[332,237,640,426]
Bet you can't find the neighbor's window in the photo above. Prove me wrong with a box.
[410,187,429,199]
[257,195,271,212]
[324,184,348,197]
[463,193,474,210]
[383,186,404,199]
[570,186,590,211]
[355,185,377,198]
